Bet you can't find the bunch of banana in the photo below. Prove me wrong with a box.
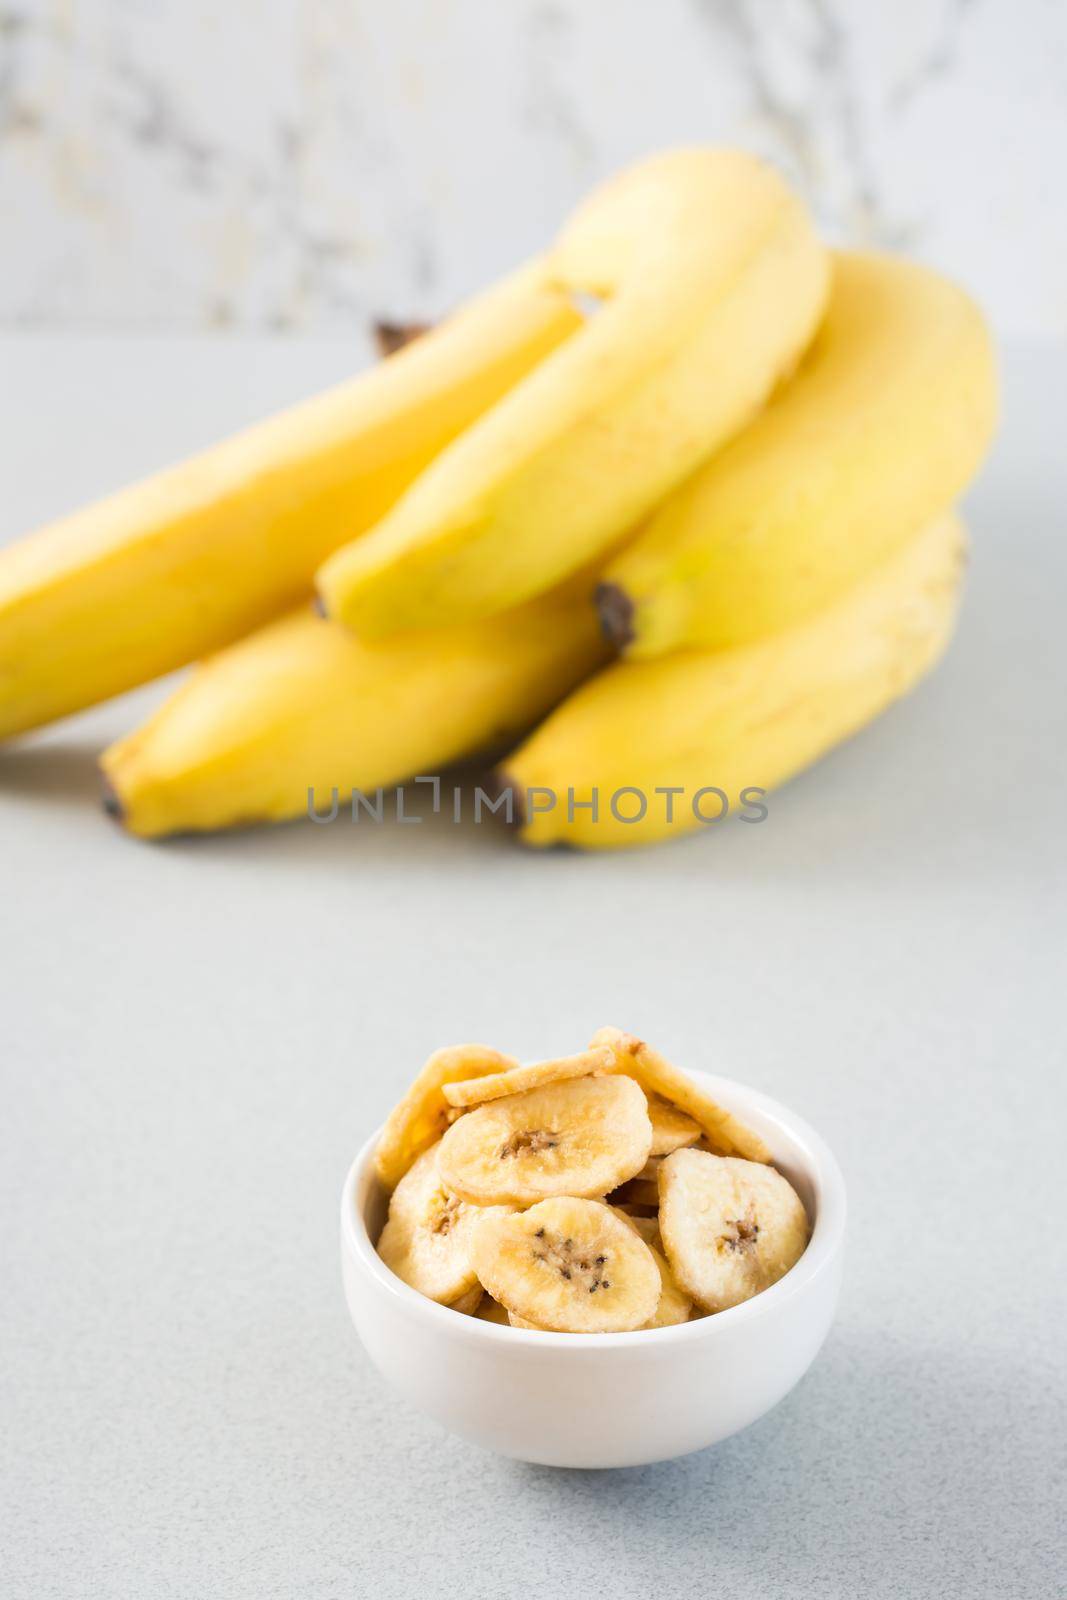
[0,147,997,848]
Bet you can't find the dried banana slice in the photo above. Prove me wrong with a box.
[610,1206,690,1326]
[611,1208,660,1249]
[643,1242,693,1327]
[448,1285,484,1316]
[437,1074,652,1206]
[592,1026,770,1163]
[374,1044,517,1191]
[376,1142,510,1305]
[474,1296,511,1325]
[608,1156,661,1208]
[647,1093,702,1156]
[508,1312,543,1330]
[471,1198,660,1333]
[610,1177,661,1208]
[441,1046,612,1109]
[658,1148,809,1313]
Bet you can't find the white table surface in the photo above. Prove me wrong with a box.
[1,337,1064,1600]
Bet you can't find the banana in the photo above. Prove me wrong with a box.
[501,513,965,851]
[593,1028,770,1162]
[646,1094,702,1157]
[0,261,579,739]
[597,251,996,656]
[374,1045,518,1194]
[317,148,828,636]
[658,1149,809,1314]
[469,1197,661,1333]
[375,1142,511,1307]
[99,570,609,838]
[436,1075,652,1207]
[440,1046,612,1109]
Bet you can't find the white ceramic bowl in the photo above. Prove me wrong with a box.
[340,1070,846,1468]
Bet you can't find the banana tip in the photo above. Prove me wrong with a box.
[100,774,125,826]
[372,319,432,359]
[595,581,635,650]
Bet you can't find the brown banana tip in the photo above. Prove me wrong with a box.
[373,320,431,359]
[100,773,125,825]
[311,592,328,619]
[595,581,636,650]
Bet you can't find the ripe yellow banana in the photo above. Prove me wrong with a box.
[316,147,828,636]
[0,261,580,740]
[100,577,608,839]
[597,251,996,657]
[499,512,965,851]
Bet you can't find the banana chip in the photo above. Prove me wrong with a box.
[471,1198,661,1333]
[647,1094,702,1156]
[611,1208,660,1249]
[607,1156,662,1208]
[438,1074,652,1206]
[611,1206,691,1326]
[643,1242,693,1327]
[593,1026,770,1162]
[448,1285,485,1316]
[376,1142,510,1305]
[658,1148,808,1313]
[441,1046,611,1109]
[374,1044,517,1191]
[474,1296,512,1325]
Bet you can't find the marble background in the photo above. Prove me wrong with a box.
[0,0,1064,337]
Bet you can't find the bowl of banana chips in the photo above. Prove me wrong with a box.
[341,1029,845,1466]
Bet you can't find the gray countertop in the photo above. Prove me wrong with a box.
[1,338,1064,1600]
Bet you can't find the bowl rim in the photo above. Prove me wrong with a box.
[340,1068,846,1350]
